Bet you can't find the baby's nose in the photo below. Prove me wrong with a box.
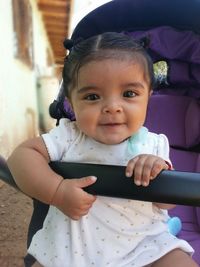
[102,101,123,114]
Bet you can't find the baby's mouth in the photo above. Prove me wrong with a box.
[103,123,120,125]
[100,122,126,128]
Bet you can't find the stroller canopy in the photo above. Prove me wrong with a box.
[69,0,200,92]
[71,0,200,41]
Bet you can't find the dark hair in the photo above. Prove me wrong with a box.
[63,32,154,97]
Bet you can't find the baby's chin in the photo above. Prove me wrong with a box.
[93,136,128,145]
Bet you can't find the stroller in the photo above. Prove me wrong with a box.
[1,0,200,265]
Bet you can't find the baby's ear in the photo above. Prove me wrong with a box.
[149,90,153,97]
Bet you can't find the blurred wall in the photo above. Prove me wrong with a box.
[0,0,58,159]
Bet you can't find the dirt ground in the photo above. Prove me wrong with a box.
[0,181,33,267]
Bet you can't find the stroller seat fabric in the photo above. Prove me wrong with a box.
[144,94,200,264]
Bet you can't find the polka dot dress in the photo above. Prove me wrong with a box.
[28,119,193,266]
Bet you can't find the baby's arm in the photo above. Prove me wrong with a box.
[154,203,176,209]
[126,154,175,210]
[7,137,62,203]
[7,137,97,220]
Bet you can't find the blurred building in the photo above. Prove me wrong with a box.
[0,0,72,158]
[0,0,111,159]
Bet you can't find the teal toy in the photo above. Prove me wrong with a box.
[168,217,182,236]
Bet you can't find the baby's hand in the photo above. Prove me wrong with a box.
[51,176,97,220]
[126,154,169,187]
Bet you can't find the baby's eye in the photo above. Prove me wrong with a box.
[84,94,100,101]
[123,90,136,98]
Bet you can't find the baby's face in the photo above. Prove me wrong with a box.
[70,58,151,145]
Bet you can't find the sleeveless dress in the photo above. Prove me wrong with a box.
[28,119,193,267]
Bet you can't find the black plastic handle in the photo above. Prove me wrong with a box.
[49,161,200,206]
[2,158,200,206]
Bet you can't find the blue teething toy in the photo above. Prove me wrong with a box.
[168,216,182,236]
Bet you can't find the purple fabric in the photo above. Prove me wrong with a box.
[196,208,200,228]
[128,26,200,63]
[145,94,200,148]
[165,147,200,262]
[127,26,200,88]
[168,61,200,86]
[154,88,200,99]
[177,229,200,253]
[145,94,200,263]
[170,206,199,230]
[170,148,200,172]
[184,237,200,264]
[169,204,200,264]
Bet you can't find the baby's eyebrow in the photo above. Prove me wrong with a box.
[77,86,99,94]
[123,82,145,89]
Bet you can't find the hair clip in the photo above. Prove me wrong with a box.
[63,37,85,51]
[63,38,74,50]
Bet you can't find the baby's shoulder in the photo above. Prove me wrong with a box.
[147,131,169,143]
[147,130,170,154]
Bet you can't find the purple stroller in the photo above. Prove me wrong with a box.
[1,0,200,265]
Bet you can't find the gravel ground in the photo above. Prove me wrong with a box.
[0,182,33,267]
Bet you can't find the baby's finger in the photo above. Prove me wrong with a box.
[125,157,138,177]
[140,160,154,186]
[141,156,167,186]
[84,191,97,204]
[133,156,147,186]
[66,204,91,220]
[150,159,168,179]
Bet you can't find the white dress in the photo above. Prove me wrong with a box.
[28,119,193,267]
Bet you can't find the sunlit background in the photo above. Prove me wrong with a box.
[0,0,111,159]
